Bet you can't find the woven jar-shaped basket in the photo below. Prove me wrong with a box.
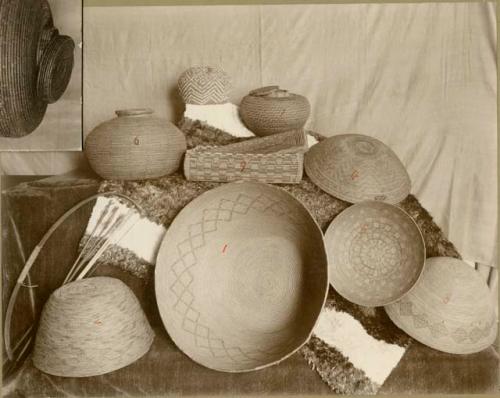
[0,0,75,138]
[178,66,231,105]
[239,86,310,137]
[32,277,155,378]
[385,257,498,354]
[155,181,328,372]
[85,108,187,180]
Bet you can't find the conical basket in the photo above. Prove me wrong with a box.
[385,257,497,354]
[32,277,155,377]
[304,134,411,204]
[325,201,425,307]
[155,181,328,372]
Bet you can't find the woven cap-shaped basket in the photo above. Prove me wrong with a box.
[304,134,411,204]
[325,201,425,307]
[155,181,328,372]
[178,66,231,105]
[32,277,155,377]
[385,257,497,354]
[0,0,75,137]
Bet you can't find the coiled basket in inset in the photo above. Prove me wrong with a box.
[0,0,75,138]
[32,277,155,378]
[85,108,187,180]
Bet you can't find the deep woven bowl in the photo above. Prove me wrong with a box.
[385,257,497,354]
[325,201,425,307]
[304,134,411,204]
[0,0,75,138]
[240,88,310,137]
[32,277,155,377]
[155,181,328,372]
[85,108,187,180]
[178,66,231,105]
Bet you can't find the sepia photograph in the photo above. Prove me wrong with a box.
[0,0,82,151]
[1,0,498,396]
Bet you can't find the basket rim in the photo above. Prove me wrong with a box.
[325,200,426,307]
[154,181,329,372]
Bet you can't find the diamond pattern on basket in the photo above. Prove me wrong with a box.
[168,192,298,364]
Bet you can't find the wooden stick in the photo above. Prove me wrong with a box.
[4,192,143,360]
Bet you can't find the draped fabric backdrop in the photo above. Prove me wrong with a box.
[1,2,497,267]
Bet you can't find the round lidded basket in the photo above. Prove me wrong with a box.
[304,134,411,204]
[325,201,425,307]
[0,0,75,138]
[32,277,155,378]
[155,181,328,372]
[239,87,310,137]
[84,108,187,180]
[385,257,497,354]
[178,66,231,105]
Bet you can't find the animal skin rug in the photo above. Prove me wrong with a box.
[78,117,461,395]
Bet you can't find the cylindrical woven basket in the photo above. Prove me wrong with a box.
[304,134,411,204]
[155,181,328,372]
[184,147,304,184]
[85,108,187,180]
[178,66,231,105]
[239,87,310,137]
[32,277,155,378]
[325,201,425,307]
[0,0,75,138]
[213,129,308,154]
[385,257,497,354]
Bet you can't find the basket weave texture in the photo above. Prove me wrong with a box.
[184,148,303,184]
[85,109,187,180]
[305,134,411,204]
[213,129,308,154]
[239,88,310,137]
[0,0,75,138]
[32,277,155,377]
[155,181,328,372]
[325,201,425,307]
[178,66,231,105]
[385,257,497,354]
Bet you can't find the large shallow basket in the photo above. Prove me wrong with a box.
[240,87,310,137]
[32,277,155,377]
[0,0,75,137]
[155,182,328,372]
[178,66,231,105]
[304,134,411,204]
[184,147,304,184]
[325,201,425,307]
[385,257,497,354]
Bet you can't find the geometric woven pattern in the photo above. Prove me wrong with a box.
[184,147,304,184]
[178,66,231,105]
[305,134,411,204]
[325,201,425,307]
[155,182,328,372]
[385,257,498,354]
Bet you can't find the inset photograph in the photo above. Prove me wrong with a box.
[0,0,82,151]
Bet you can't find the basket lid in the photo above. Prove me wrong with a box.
[155,181,328,372]
[32,277,154,377]
[304,134,411,204]
[385,257,497,354]
[325,201,425,307]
